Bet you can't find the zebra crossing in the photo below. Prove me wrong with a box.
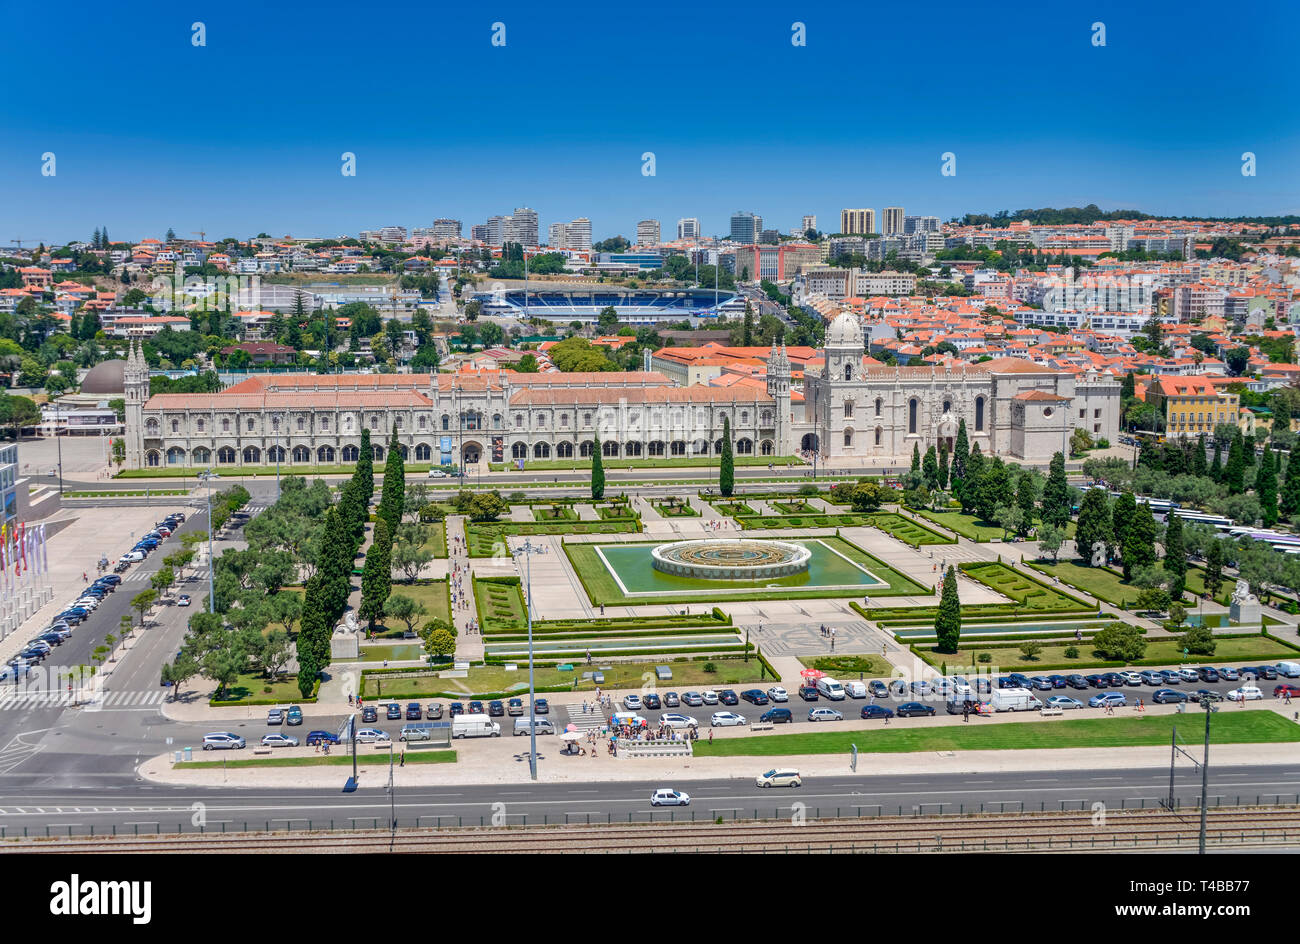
[0,690,166,710]
[562,701,607,733]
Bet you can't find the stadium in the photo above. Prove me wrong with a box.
[472,287,742,324]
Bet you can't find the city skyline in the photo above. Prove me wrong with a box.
[2,0,1297,243]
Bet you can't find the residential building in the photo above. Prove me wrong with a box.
[729,212,762,244]
[677,218,701,240]
[1145,374,1239,438]
[840,209,875,236]
[636,219,660,246]
[432,219,462,238]
[802,215,817,234]
[882,207,905,236]
[903,215,940,235]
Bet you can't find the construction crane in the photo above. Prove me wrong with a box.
[192,231,206,243]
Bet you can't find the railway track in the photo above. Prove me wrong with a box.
[7,807,1300,854]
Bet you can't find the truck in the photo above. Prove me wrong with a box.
[815,677,846,700]
[989,687,1042,712]
[451,715,501,738]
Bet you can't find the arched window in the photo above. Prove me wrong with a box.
[514,414,524,428]
[415,443,431,461]
[317,446,336,463]
[602,440,619,457]
[196,419,205,432]
[217,446,236,464]
[844,363,853,381]
[146,419,160,435]
[761,410,772,424]
[875,397,882,416]
[492,414,502,429]
[556,441,573,458]
[875,426,883,446]
[297,417,305,432]
[648,440,665,456]
[146,451,160,467]
[844,401,853,418]
[625,441,642,457]
[221,418,230,432]
[670,440,686,456]
[243,446,261,463]
[371,445,383,460]
[512,442,527,459]
[579,440,593,457]
[441,415,449,431]
[292,445,311,463]
[583,413,592,426]
[192,446,211,464]
[693,439,709,455]
[533,442,550,459]
[844,429,853,447]
[397,444,408,460]
[740,411,749,424]
[714,438,724,454]
[267,445,286,463]
[246,418,254,432]
[395,415,404,429]
[560,414,570,427]
[736,438,753,455]
[975,396,986,431]
[909,399,918,434]
[943,399,952,413]
[760,439,773,456]
[170,420,178,433]
[320,416,329,431]
[166,447,185,465]
[273,416,281,431]
[341,445,358,462]
[418,416,427,430]
[344,415,353,432]
[369,415,379,431]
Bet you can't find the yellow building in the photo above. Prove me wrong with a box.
[1148,375,1239,438]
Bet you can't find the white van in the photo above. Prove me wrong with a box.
[513,718,555,736]
[990,687,1042,712]
[815,677,845,700]
[843,681,867,699]
[452,715,501,738]
[1275,662,1300,678]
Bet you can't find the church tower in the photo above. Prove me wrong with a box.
[123,340,149,468]
[766,339,792,455]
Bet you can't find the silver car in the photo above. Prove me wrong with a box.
[808,708,843,722]
[260,733,299,748]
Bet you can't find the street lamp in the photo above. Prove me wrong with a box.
[198,469,219,613]
[517,537,545,781]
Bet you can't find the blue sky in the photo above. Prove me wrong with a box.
[2,0,1296,244]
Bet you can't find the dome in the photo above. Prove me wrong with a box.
[826,312,864,349]
[80,359,126,396]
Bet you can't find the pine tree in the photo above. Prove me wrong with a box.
[1075,488,1112,565]
[1204,539,1225,600]
[378,427,405,535]
[922,445,939,490]
[1209,441,1223,482]
[1112,491,1138,576]
[1123,501,1158,580]
[1193,433,1208,477]
[934,566,962,654]
[1225,431,1246,494]
[591,434,605,500]
[719,415,735,497]
[1041,451,1071,528]
[359,517,393,632]
[1256,446,1279,527]
[1280,454,1300,521]
[1163,512,1186,599]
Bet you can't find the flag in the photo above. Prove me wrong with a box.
[39,524,47,575]
[19,522,26,576]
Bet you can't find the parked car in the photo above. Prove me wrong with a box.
[642,693,661,710]
[1152,688,1188,704]
[650,789,690,807]
[448,702,464,716]
[1218,667,1239,681]
[662,692,680,708]
[623,694,642,711]
[861,704,894,719]
[427,703,445,719]
[1177,668,1200,682]
[758,708,793,724]
[202,732,246,750]
[797,685,820,701]
[709,711,747,727]
[661,713,699,729]
[700,691,719,705]
[1089,692,1127,708]
[682,692,704,707]
[267,708,284,725]
[718,690,739,706]
[507,698,524,716]
[1197,667,1220,683]
[1046,696,1084,710]
[1119,671,1144,686]
[909,680,930,696]
[896,702,936,718]
[1066,675,1089,690]
[487,701,504,717]
[468,701,484,714]
[1139,671,1165,685]
[361,706,378,724]
[305,731,339,746]
[533,699,549,715]
[260,733,299,748]
[808,707,843,722]
[868,680,890,698]
[767,686,789,702]
[386,703,403,720]
[1102,673,1128,687]
[1160,670,1182,685]
[741,689,769,705]
[286,705,303,726]
[354,728,389,743]
[1226,686,1263,701]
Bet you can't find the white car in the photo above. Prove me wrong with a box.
[623,694,642,710]
[1226,686,1263,701]
[808,707,843,722]
[120,551,144,563]
[1119,671,1143,686]
[73,598,99,611]
[767,686,789,702]
[202,732,246,750]
[700,690,720,705]
[260,733,299,748]
[756,768,802,788]
[660,713,699,729]
[709,711,747,727]
[354,728,389,742]
[650,788,690,807]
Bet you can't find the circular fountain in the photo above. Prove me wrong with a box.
[651,538,811,581]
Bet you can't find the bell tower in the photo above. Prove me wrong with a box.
[766,340,792,455]
[123,339,149,468]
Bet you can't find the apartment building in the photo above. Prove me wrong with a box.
[677,218,701,240]
[1172,283,1227,322]
[1146,375,1239,438]
[839,209,875,235]
[636,219,660,246]
[882,207,904,235]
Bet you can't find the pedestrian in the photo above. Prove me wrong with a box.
[400,750,405,767]
[708,728,713,745]
[962,701,969,723]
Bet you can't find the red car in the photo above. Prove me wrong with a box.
[1273,684,1300,698]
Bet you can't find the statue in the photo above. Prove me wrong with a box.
[1229,578,1261,625]
[1091,541,1107,567]
[331,612,361,658]
[1231,579,1257,606]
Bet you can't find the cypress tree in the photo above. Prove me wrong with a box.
[1121,372,1135,400]
[1209,441,1222,482]
[358,428,374,503]
[1163,512,1186,599]
[1242,432,1256,468]
[1041,451,1071,528]
[1193,433,1208,477]
[1075,488,1112,565]
[911,442,922,477]
[1123,501,1158,579]
[359,517,393,632]
[1204,539,1225,600]
[1016,470,1036,529]
[591,434,605,500]
[1280,453,1300,521]
[719,415,735,497]
[1257,446,1279,527]
[960,443,985,514]
[934,565,962,654]
[952,418,969,481]
[922,445,939,490]
[937,442,950,490]
[1225,431,1246,494]
[297,575,327,697]
[378,427,406,535]
[1112,491,1138,577]
[319,507,352,622]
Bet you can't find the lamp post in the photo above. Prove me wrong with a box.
[518,537,543,781]
[274,412,282,503]
[198,469,219,613]
[1199,697,1214,855]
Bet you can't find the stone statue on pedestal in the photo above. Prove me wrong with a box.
[1229,579,1261,625]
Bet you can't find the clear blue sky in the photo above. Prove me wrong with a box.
[2,0,1296,245]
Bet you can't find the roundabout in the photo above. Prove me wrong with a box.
[650,539,812,581]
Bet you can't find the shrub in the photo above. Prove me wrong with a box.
[1018,641,1043,660]
[1064,646,1079,659]
[977,652,992,664]
[702,661,717,674]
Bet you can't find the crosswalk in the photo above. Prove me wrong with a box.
[562,701,607,733]
[0,690,167,710]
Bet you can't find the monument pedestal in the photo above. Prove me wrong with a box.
[1230,601,1261,624]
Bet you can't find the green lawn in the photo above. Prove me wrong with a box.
[383,578,451,631]
[653,500,700,517]
[770,500,818,515]
[422,520,448,558]
[1025,559,1141,608]
[209,673,310,706]
[712,502,756,517]
[960,561,1095,612]
[691,711,1300,757]
[564,535,928,607]
[800,654,893,676]
[176,751,456,769]
[917,634,1300,671]
[532,505,579,522]
[466,519,640,557]
[475,579,528,632]
[909,508,1004,542]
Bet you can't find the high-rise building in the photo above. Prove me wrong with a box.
[801,215,817,234]
[549,218,592,251]
[839,208,875,235]
[636,219,660,246]
[503,207,538,247]
[729,211,762,243]
[903,215,940,235]
[677,217,701,240]
[883,207,905,235]
[547,222,568,247]
[470,223,489,243]
[432,218,462,238]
